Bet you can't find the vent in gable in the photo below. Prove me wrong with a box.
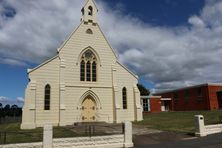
[86,29,93,34]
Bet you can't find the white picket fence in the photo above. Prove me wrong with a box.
[0,122,133,148]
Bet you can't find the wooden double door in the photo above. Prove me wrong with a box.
[82,97,96,122]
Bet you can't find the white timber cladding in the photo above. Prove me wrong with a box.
[21,0,142,129]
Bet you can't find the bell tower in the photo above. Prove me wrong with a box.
[81,0,98,24]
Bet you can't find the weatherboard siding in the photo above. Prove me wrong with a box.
[21,0,142,129]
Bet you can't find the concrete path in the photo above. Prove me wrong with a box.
[134,132,222,148]
[133,124,162,135]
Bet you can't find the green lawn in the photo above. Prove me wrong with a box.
[1,111,222,144]
[135,110,222,133]
[0,123,77,144]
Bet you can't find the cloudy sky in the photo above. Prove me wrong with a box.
[0,0,222,106]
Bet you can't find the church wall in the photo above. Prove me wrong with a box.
[59,23,117,87]
[62,87,114,124]
[115,63,139,122]
[21,0,143,128]
[29,57,60,126]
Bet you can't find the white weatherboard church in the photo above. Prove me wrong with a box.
[21,0,143,129]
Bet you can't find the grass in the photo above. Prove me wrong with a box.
[0,123,77,144]
[135,110,222,133]
[1,111,222,144]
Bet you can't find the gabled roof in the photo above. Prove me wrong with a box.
[83,0,98,11]
[97,24,118,59]
[116,61,138,80]
[28,55,59,74]
[57,23,82,52]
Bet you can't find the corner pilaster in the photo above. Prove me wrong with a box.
[21,81,37,129]
[59,59,66,126]
[133,85,143,121]
[112,64,121,123]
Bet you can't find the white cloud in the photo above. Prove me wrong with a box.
[0,58,27,66]
[188,15,205,28]
[16,97,24,103]
[0,0,222,91]
[0,96,8,101]
[0,96,24,107]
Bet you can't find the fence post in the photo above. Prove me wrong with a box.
[43,125,53,148]
[124,121,133,148]
[195,115,206,137]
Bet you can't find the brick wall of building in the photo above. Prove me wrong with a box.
[155,84,222,111]
[208,85,222,110]
[149,98,161,113]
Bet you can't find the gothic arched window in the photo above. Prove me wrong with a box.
[86,61,91,81]
[88,6,93,16]
[80,60,85,81]
[92,61,97,82]
[80,50,97,82]
[122,87,127,109]
[44,84,51,110]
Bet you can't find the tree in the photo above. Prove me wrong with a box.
[11,104,18,109]
[4,104,11,116]
[0,103,2,119]
[4,104,10,110]
[137,84,150,96]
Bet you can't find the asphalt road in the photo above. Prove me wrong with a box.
[134,132,222,148]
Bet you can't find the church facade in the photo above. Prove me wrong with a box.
[21,0,143,129]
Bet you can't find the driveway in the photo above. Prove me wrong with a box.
[134,132,222,148]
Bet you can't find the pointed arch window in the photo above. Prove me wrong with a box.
[86,61,91,81]
[44,84,51,110]
[80,60,85,81]
[92,61,97,82]
[80,50,97,82]
[88,6,93,16]
[122,87,127,109]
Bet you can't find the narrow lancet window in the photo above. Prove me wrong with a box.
[122,87,127,109]
[44,84,51,110]
[80,60,85,81]
[88,6,93,16]
[86,61,91,81]
[92,61,97,82]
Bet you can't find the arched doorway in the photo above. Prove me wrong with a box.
[82,96,96,122]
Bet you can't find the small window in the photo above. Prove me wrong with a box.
[86,29,93,34]
[174,92,178,101]
[122,87,127,109]
[143,99,149,112]
[184,90,190,101]
[197,88,203,97]
[88,6,93,16]
[44,84,51,110]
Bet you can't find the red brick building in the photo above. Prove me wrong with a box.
[154,83,222,111]
[141,96,172,113]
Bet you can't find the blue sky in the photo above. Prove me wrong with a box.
[106,0,204,26]
[1,0,222,106]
